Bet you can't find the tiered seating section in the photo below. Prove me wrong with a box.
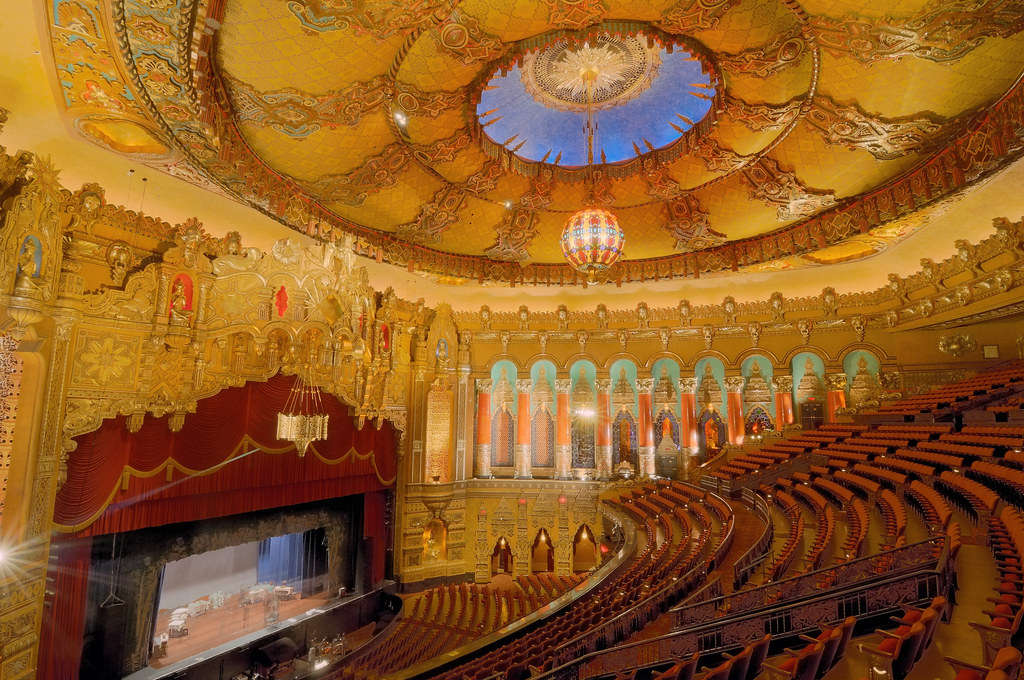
[340,362,1024,680]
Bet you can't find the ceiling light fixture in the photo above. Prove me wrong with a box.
[276,369,329,457]
[560,48,625,276]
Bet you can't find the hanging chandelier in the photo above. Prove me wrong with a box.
[561,56,625,274]
[276,371,329,457]
[561,207,625,273]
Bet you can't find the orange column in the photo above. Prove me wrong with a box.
[724,376,745,445]
[555,379,572,480]
[515,380,532,479]
[475,379,493,478]
[826,374,847,423]
[772,376,794,428]
[679,378,697,449]
[595,378,612,479]
[637,380,655,477]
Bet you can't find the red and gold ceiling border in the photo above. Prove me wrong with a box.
[45,0,1024,286]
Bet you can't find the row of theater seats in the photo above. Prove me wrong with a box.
[869,364,1024,416]
[336,574,583,677]
[431,482,731,680]
[342,363,1024,680]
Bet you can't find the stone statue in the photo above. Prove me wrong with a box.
[13,239,39,292]
[169,280,193,325]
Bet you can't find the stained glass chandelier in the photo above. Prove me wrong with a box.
[561,207,625,273]
[276,371,329,457]
[560,56,625,273]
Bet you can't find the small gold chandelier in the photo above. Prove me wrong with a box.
[276,371,329,457]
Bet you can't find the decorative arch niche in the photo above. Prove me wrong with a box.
[530,360,557,468]
[490,361,518,469]
[843,350,882,408]
[422,519,447,562]
[491,536,513,575]
[569,361,597,471]
[531,528,554,573]
[572,524,598,573]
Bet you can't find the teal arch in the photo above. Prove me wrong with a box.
[741,355,776,418]
[609,359,638,417]
[651,358,681,415]
[491,360,519,416]
[843,350,881,390]
[791,352,826,404]
[694,356,727,417]
[530,360,558,414]
[569,360,597,411]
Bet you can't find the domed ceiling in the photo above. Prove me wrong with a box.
[41,0,1024,285]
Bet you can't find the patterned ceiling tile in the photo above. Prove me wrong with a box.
[237,111,394,182]
[439,197,514,256]
[770,126,921,200]
[395,28,494,93]
[723,53,814,105]
[689,0,803,53]
[818,34,1024,119]
[66,0,1024,284]
[218,0,401,91]
[810,0,1024,64]
[699,173,794,240]
[330,164,443,230]
[714,115,789,156]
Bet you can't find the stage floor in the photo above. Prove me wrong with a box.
[151,592,331,669]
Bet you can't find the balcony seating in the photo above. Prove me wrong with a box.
[760,642,824,680]
[946,645,1023,680]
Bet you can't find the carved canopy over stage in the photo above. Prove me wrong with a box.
[54,374,397,536]
[42,0,1024,285]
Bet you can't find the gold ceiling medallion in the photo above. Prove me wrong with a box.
[522,34,660,113]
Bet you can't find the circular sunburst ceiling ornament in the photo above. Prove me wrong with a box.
[560,208,626,274]
[477,28,718,170]
[522,35,659,113]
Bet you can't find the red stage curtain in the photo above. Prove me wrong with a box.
[38,535,92,680]
[363,490,387,585]
[54,374,396,536]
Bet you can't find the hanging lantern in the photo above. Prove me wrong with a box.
[276,372,329,457]
[561,207,625,273]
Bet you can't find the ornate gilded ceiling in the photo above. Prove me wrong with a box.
[42,0,1024,285]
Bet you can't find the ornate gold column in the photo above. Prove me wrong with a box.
[515,379,532,479]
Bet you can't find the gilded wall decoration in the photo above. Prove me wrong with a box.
[810,0,1024,64]
[718,30,807,78]
[284,0,446,37]
[398,186,466,245]
[223,74,389,138]
[724,96,803,132]
[938,334,977,357]
[485,209,539,262]
[742,158,837,220]
[69,331,141,390]
[805,95,944,160]
[656,0,738,33]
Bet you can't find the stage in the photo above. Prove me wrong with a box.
[150,592,332,669]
